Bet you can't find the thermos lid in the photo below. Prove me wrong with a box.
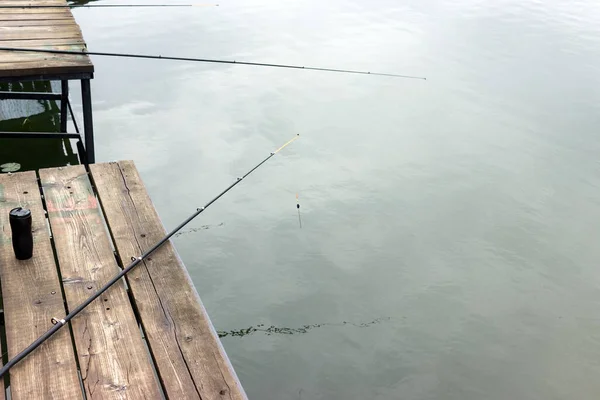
[9,207,31,219]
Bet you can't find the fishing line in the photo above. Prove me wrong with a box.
[0,134,299,378]
[0,47,427,80]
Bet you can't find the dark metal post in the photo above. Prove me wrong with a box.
[80,79,95,164]
[60,80,68,132]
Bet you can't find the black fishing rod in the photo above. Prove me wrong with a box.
[0,3,218,8]
[0,134,299,378]
[0,47,426,80]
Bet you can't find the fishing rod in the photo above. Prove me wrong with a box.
[0,3,218,8]
[0,47,426,80]
[0,134,299,378]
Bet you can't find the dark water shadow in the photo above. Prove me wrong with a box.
[0,81,79,172]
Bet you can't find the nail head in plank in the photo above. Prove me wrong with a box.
[0,171,82,400]
[39,165,162,399]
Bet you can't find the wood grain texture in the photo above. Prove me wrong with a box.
[0,12,72,20]
[89,161,247,400]
[0,7,73,14]
[0,0,92,77]
[0,26,83,40]
[39,166,162,399]
[0,0,67,5]
[0,51,88,62]
[0,171,82,400]
[0,60,92,77]
[0,38,85,47]
[0,19,75,26]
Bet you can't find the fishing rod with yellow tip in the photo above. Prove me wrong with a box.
[0,47,427,80]
[0,134,299,378]
[0,3,219,8]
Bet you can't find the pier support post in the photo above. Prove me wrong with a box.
[60,80,68,133]
[81,79,95,164]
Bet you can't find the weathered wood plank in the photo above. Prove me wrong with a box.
[0,23,79,31]
[0,52,88,62]
[0,26,82,40]
[0,12,72,20]
[0,19,74,26]
[0,1,67,6]
[0,7,74,14]
[0,38,85,47]
[0,60,93,78]
[39,166,162,399]
[0,25,80,33]
[90,161,247,400]
[0,171,82,400]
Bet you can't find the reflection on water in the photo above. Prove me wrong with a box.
[0,81,79,171]
[5,0,600,398]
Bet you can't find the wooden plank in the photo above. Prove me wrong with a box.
[39,166,163,399]
[0,25,79,33]
[0,32,82,41]
[0,11,72,20]
[90,161,247,400]
[0,38,85,47]
[0,52,89,62]
[0,19,74,26]
[0,25,81,38]
[0,58,92,78]
[0,171,82,400]
[0,1,67,5]
[0,0,67,4]
[0,7,75,14]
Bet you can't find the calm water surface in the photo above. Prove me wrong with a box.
[18,0,600,398]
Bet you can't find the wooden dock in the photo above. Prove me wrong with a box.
[0,0,92,78]
[0,0,96,163]
[0,162,247,399]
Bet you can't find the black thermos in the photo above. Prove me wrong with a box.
[9,207,33,260]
